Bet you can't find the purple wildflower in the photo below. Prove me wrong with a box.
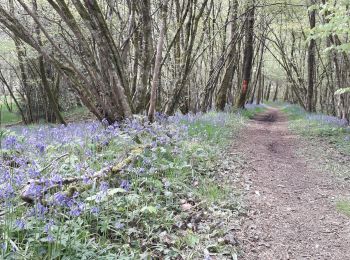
[36,143,45,154]
[53,192,69,206]
[3,136,18,149]
[120,180,131,191]
[46,235,55,242]
[90,207,100,215]
[28,168,40,178]
[33,203,48,218]
[114,221,125,229]
[44,219,54,233]
[99,182,109,193]
[68,202,85,217]
[15,219,26,230]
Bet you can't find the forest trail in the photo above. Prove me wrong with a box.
[235,108,350,260]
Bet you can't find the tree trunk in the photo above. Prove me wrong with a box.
[148,0,168,122]
[133,0,153,113]
[215,0,239,111]
[32,0,67,125]
[0,69,27,124]
[273,83,279,102]
[236,1,255,108]
[307,1,316,112]
[265,82,272,101]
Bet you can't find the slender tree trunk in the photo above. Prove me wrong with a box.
[0,69,27,124]
[148,0,168,122]
[273,83,279,102]
[133,0,153,113]
[32,0,67,125]
[265,82,272,101]
[236,1,255,108]
[215,0,239,111]
[307,1,316,112]
[165,0,209,115]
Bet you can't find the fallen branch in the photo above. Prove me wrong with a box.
[20,145,149,204]
[40,153,69,173]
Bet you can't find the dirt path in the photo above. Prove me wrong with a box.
[235,108,350,260]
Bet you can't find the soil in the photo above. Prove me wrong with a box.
[235,108,350,260]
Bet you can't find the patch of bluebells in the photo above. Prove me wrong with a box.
[306,114,349,127]
[0,111,237,256]
[244,102,266,110]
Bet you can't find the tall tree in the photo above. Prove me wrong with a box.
[236,0,255,108]
[307,0,317,112]
[148,0,168,122]
[215,0,239,111]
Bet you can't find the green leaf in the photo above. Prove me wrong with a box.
[85,188,126,202]
[140,206,157,214]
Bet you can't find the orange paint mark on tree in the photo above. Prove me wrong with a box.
[242,80,248,94]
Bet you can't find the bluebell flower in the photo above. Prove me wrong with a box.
[28,168,40,178]
[44,219,54,233]
[31,203,48,218]
[68,202,85,217]
[53,192,69,206]
[50,175,63,186]
[46,235,55,242]
[90,207,100,215]
[15,219,26,230]
[0,183,15,199]
[36,143,45,154]
[120,180,131,191]
[99,182,109,193]
[69,208,81,217]
[114,221,124,229]
[3,136,18,149]
[27,183,43,198]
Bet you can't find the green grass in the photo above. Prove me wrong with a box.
[196,179,228,203]
[0,105,21,125]
[283,105,350,155]
[336,200,350,217]
[240,106,266,119]
[281,104,306,120]
[63,106,91,120]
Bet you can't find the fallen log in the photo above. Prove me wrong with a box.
[20,144,149,204]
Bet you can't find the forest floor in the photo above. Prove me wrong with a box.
[235,107,350,260]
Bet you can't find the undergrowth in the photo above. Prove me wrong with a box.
[0,108,255,259]
[0,106,21,125]
[282,104,350,155]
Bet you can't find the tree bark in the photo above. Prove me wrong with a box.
[215,0,239,111]
[273,83,279,102]
[148,0,168,122]
[32,0,67,125]
[307,1,316,112]
[236,1,255,108]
